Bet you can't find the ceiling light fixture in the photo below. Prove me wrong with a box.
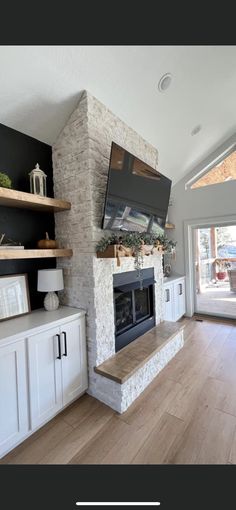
[158,73,172,92]
[191,124,202,136]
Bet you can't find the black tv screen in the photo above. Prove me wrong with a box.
[102,142,172,234]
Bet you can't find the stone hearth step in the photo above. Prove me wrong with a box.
[94,321,184,384]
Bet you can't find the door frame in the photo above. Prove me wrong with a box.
[184,214,236,317]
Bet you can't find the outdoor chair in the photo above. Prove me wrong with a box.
[228,269,236,292]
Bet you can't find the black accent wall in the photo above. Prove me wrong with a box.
[0,123,55,310]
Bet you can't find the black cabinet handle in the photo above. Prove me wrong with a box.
[179,283,183,295]
[56,334,61,359]
[165,288,170,302]
[62,331,67,357]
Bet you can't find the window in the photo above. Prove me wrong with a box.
[191,151,236,189]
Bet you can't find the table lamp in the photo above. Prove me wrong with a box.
[37,268,64,311]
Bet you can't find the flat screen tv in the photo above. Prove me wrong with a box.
[102,142,172,234]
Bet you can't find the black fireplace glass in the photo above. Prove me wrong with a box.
[113,268,155,351]
[135,287,149,321]
[114,290,133,333]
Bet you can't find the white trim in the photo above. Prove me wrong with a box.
[185,134,236,190]
[184,214,236,317]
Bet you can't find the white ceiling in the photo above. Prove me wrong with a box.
[0,45,236,184]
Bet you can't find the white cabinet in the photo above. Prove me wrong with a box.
[0,307,87,458]
[0,339,29,455]
[61,318,87,406]
[28,326,63,429]
[163,276,186,322]
[28,317,88,429]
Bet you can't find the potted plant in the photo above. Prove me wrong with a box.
[215,260,231,280]
[0,172,12,189]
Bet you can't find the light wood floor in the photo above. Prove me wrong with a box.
[197,286,236,317]
[2,317,236,465]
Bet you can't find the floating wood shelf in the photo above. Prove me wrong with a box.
[0,249,73,260]
[165,222,175,229]
[0,187,71,212]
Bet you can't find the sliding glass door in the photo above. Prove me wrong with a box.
[194,225,236,318]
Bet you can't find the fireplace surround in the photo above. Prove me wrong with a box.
[114,268,155,351]
[53,91,183,412]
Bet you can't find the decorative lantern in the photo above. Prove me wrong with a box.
[29,163,47,197]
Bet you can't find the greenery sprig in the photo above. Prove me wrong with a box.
[96,232,176,253]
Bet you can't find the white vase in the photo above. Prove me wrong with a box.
[44,291,59,311]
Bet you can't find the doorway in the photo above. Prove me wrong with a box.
[194,225,236,318]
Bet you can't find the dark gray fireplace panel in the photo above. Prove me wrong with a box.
[113,268,155,352]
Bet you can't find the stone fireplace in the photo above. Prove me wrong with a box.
[52,91,183,413]
[88,254,164,411]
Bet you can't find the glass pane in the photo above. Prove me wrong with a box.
[135,288,149,321]
[114,290,133,333]
[198,228,212,286]
[191,151,236,189]
[216,226,236,258]
[43,179,47,196]
[35,176,40,194]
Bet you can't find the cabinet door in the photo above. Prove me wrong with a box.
[28,326,63,430]
[173,279,186,320]
[61,317,88,407]
[164,285,174,321]
[0,340,28,458]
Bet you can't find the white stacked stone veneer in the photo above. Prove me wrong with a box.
[52,91,183,412]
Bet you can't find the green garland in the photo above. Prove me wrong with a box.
[96,232,176,289]
[96,232,176,253]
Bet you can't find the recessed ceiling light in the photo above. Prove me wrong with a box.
[191,124,202,136]
[158,73,172,92]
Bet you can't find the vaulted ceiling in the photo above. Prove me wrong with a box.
[0,46,236,184]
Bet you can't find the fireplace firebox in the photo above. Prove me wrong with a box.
[113,268,155,351]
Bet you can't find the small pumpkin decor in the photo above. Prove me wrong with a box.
[37,232,58,249]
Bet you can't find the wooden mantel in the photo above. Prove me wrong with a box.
[96,243,164,265]
[97,243,164,258]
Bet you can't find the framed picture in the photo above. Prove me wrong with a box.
[0,273,31,321]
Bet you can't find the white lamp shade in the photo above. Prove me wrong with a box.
[37,269,64,292]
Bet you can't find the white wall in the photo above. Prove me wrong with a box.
[168,135,236,275]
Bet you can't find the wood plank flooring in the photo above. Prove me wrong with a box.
[2,317,236,464]
[196,286,236,317]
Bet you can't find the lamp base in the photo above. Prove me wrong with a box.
[44,291,59,311]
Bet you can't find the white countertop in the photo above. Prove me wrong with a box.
[163,273,185,284]
[0,306,86,343]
